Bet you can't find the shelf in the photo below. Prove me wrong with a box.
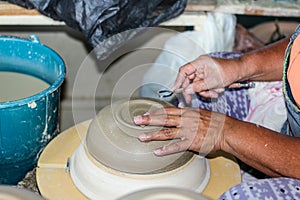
[0,0,300,27]
[0,2,64,25]
[215,0,300,17]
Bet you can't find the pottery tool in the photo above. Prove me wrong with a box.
[158,82,255,98]
[157,88,184,98]
[228,81,256,89]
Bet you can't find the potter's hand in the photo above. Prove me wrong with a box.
[173,55,240,105]
[133,107,225,156]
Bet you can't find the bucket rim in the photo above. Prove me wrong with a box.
[0,35,66,109]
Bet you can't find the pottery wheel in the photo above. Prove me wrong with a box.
[66,98,212,199]
[36,120,241,200]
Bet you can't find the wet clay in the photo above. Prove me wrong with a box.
[86,98,194,174]
[0,72,49,102]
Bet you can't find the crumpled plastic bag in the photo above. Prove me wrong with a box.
[7,0,187,59]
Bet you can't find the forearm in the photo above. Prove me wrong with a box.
[222,117,300,179]
[236,37,289,82]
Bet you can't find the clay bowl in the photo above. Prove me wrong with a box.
[85,98,194,174]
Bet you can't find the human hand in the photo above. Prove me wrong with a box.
[133,107,225,156]
[173,55,240,105]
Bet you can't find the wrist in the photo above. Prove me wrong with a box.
[241,55,261,81]
[233,56,257,82]
[213,57,253,85]
[218,116,237,153]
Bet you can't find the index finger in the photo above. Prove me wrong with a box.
[172,62,196,90]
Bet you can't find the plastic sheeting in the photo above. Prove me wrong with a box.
[7,0,187,59]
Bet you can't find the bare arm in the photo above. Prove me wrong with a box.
[134,107,300,179]
[219,37,296,177]
[173,38,290,102]
[235,37,289,82]
[223,116,300,179]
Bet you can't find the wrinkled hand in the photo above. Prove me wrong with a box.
[133,107,226,156]
[173,55,239,104]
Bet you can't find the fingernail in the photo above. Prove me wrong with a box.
[178,102,185,108]
[138,133,148,141]
[143,112,150,116]
[134,115,142,124]
[154,148,163,156]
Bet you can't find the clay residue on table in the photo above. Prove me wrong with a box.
[17,168,39,194]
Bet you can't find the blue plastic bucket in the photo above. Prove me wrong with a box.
[0,35,66,184]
